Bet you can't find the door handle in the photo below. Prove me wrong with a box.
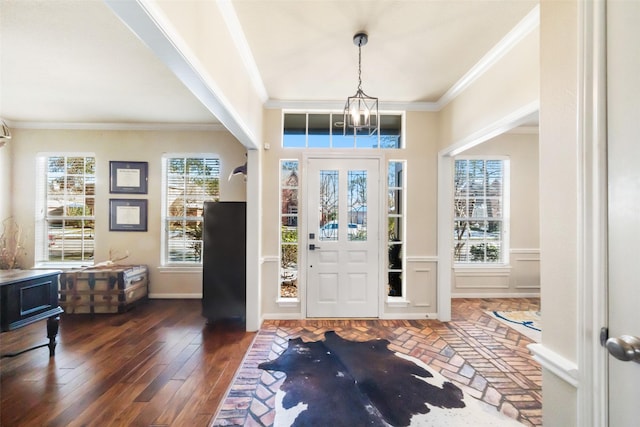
[309,244,321,251]
[605,335,640,363]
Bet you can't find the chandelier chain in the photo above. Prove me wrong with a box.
[357,44,363,92]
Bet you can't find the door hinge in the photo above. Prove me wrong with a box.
[599,327,609,347]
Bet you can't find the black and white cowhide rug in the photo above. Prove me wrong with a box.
[259,331,521,426]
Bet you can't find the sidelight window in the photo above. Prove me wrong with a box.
[280,160,299,298]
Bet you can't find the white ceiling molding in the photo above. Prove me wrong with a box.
[9,121,227,132]
[265,99,440,112]
[435,5,540,110]
[217,0,268,103]
[104,0,259,149]
[443,101,540,157]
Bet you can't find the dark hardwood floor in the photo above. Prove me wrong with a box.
[2,298,541,426]
[0,299,255,427]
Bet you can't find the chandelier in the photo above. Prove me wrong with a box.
[344,32,379,136]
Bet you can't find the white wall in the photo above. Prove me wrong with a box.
[9,128,246,296]
[537,0,580,425]
[452,132,540,297]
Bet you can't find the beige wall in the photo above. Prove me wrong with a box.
[0,140,11,221]
[452,132,540,296]
[538,0,579,425]
[439,29,539,149]
[8,128,246,296]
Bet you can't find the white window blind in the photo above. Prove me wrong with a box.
[163,156,220,264]
[453,158,509,264]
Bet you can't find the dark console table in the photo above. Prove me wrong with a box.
[0,269,63,358]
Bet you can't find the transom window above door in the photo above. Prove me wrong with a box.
[282,112,403,149]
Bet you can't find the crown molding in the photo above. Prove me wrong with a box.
[217,0,268,103]
[264,99,440,112]
[435,5,540,110]
[9,121,227,132]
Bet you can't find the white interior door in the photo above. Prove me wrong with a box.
[606,1,640,424]
[306,157,379,317]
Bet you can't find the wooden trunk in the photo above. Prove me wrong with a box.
[59,265,148,314]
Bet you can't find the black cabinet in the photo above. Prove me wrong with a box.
[0,270,63,357]
[202,202,246,324]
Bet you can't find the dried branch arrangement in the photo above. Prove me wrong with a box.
[0,217,25,270]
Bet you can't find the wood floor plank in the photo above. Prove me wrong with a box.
[1,298,541,426]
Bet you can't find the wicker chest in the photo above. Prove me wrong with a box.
[59,265,148,314]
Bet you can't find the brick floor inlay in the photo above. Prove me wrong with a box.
[212,298,542,426]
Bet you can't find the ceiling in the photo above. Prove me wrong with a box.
[0,0,538,132]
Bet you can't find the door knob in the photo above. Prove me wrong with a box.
[605,335,640,363]
[309,244,321,250]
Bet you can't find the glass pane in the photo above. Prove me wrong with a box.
[319,170,338,241]
[388,161,403,187]
[66,157,85,175]
[280,243,298,298]
[355,133,378,149]
[308,114,330,148]
[67,176,84,195]
[388,272,402,297]
[380,114,402,149]
[454,197,468,218]
[471,199,487,218]
[388,243,403,269]
[280,161,299,187]
[454,238,469,262]
[281,188,298,217]
[486,198,502,218]
[486,160,503,196]
[388,190,402,215]
[66,197,85,216]
[388,217,402,241]
[348,170,367,241]
[332,133,355,148]
[470,242,501,263]
[281,225,298,244]
[487,220,502,239]
[283,113,306,147]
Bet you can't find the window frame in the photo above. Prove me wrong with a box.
[279,159,300,300]
[453,156,510,267]
[35,153,96,268]
[387,160,406,299]
[161,153,221,267]
[282,111,405,149]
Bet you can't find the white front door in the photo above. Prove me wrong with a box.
[606,1,640,424]
[306,157,380,317]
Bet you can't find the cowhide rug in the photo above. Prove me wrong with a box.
[258,331,522,426]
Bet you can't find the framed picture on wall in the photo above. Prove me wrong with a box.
[110,161,148,194]
[109,199,148,231]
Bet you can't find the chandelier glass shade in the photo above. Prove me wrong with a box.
[344,32,379,136]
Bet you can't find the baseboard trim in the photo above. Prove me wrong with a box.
[451,292,541,298]
[262,313,303,320]
[148,293,202,299]
[528,343,579,388]
[380,312,437,320]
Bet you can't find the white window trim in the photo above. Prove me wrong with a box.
[452,155,511,269]
[35,152,96,268]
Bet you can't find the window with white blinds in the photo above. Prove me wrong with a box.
[453,158,509,264]
[163,155,220,264]
[36,154,96,265]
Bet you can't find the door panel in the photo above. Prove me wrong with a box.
[307,158,379,317]
[607,1,640,424]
